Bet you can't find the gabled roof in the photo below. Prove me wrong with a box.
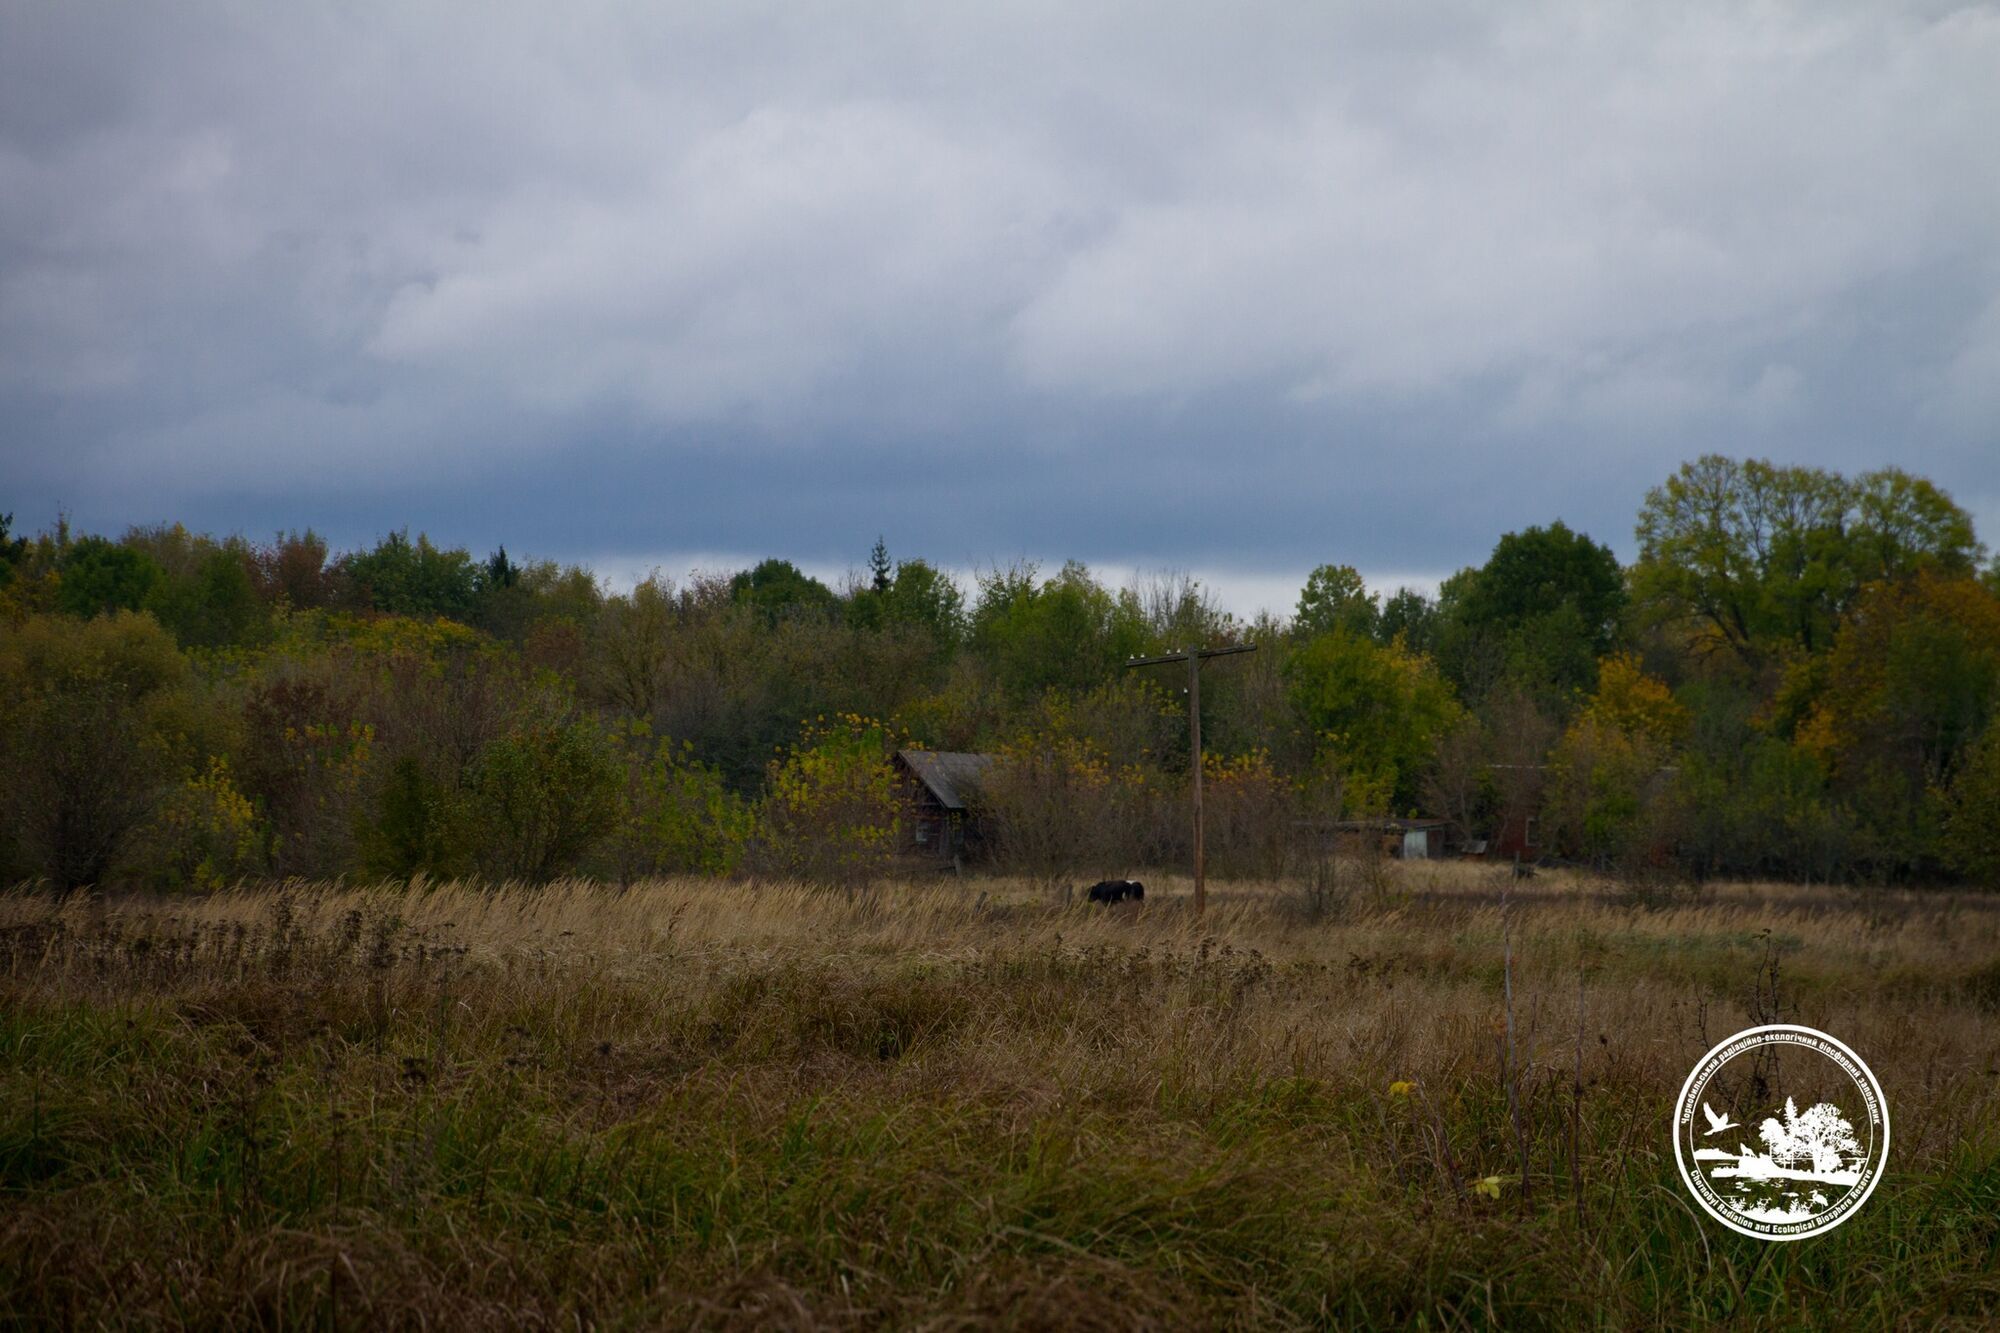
[894,749,995,811]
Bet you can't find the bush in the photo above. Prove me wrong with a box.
[1201,750,1298,879]
[137,756,261,890]
[977,734,1120,891]
[465,721,622,882]
[604,726,753,881]
[237,669,375,877]
[0,612,195,889]
[362,755,474,881]
[1942,723,2000,887]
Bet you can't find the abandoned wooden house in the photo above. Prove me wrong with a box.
[891,749,995,862]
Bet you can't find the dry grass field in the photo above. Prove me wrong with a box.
[4,866,1999,1328]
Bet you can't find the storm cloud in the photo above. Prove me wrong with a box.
[3,1,1996,612]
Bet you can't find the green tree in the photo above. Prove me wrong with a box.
[56,536,163,618]
[970,561,1149,699]
[604,725,752,882]
[1376,587,1438,653]
[1672,740,1847,881]
[730,558,839,625]
[1634,456,1982,664]
[1295,564,1379,640]
[1285,629,1462,812]
[1941,722,2000,885]
[147,543,268,648]
[1435,521,1625,704]
[0,512,28,587]
[868,536,892,594]
[878,557,967,654]
[846,548,964,656]
[343,530,481,619]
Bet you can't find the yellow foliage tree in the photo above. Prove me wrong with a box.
[755,714,904,886]
[1579,653,1689,747]
[1545,654,1685,866]
[144,756,261,890]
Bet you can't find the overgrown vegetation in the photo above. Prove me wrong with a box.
[2,870,1996,1327]
[3,453,1998,892]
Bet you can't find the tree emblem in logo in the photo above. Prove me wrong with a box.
[1674,1025,1889,1239]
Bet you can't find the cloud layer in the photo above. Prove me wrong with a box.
[3,1,1996,604]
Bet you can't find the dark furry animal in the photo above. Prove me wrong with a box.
[1085,879,1145,903]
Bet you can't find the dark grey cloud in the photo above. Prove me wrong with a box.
[4,1,1997,613]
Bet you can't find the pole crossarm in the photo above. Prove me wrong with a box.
[1121,643,1258,669]
[1119,642,1258,916]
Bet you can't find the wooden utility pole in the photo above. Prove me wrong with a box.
[1123,643,1257,915]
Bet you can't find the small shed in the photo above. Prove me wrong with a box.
[1392,818,1453,860]
[1304,816,1464,856]
[1315,817,1457,860]
[892,749,995,862]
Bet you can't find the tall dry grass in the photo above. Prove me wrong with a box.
[3,866,1998,1328]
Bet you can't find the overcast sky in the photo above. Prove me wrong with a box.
[3,1,1996,615]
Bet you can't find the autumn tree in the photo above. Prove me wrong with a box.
[1795,573,2000,871]
[1543,655,1687,867]
[752,715,904,886]
[978,734,1120,891]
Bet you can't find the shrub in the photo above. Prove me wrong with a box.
[604,726,753,881]
[363,755,474,881]
[138,756,261,890]
[1941,723,2000,887]
[465,721,622,882]
[1201,749,1298,878]
[977,734,1119,891]
[0,612,195,889]
[237,670,376,877]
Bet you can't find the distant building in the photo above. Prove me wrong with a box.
[1303,817,1459,860]
[1487,811,1542,863]
[892,749,995,863]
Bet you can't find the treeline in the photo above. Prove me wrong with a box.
[2,454,1998,891]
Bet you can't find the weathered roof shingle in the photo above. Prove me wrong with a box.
[895,750,995,811]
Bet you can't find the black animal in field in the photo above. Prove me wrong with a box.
[1085,879,1145,904]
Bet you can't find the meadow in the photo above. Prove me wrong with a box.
[3,866,1998,1329]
